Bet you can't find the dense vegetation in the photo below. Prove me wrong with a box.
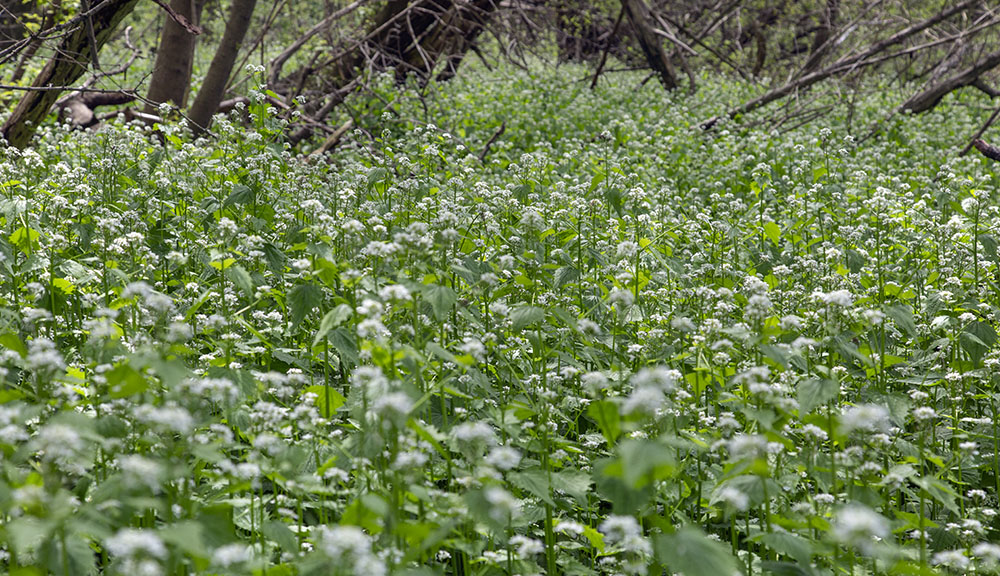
[2,65,1000,575]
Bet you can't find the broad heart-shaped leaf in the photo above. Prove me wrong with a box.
[555,265,579,288]
[654,527,741,576]
[617,439,676,489]
[587,400,622,444]
[511,305,545,331]
[313,304,353,347]
[509,468,555,506]
[0,332,27,358]
[106,362,148,398]
[913,476,959,515]
[288,283,324,331]
[593,457,652,513]
[763,221,781,246]
[329,327,359,364]
[553,468,592,505]
[160,520,210,559]
[225,264,254,298]
[422,284,457,321]
[223,184,253,208]
[961,321,997,366]
[303,384,346,415]
[884,303,917,337]
[752,531,814,565]
[797,378,839,414]
[263,242,286,275]
[262,520,298,553]
[595,438,676,513]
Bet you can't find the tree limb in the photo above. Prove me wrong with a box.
[973,138,1000,161]
[150,0,204,35]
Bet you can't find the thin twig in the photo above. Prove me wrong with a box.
[478,121,505,163]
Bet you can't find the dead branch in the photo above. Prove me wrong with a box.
[58,91,135,127]
[478,121,505,162]
[590,6,625,90]
[972,138,1000,161]
[701,0,980,129]
[901,48,1000,113]
[961,108,1000,156]
[150,0,204,34]
[308,118,354,157]
[621,0,677,90]
[268,0,368,88]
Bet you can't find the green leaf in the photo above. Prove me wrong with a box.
[367,167,389,187]
[329,327,359,364]
[753,531,813,564]
[913,476,959,515]
[582,525,605,551]
[553,468,592,505]
[555,265,579,287]
[288,283,324,331]
[262,520,298,553]
[423,284,457,321]
[223,184,253,208]
[341,495,386,535]
[106,363,148,398]
[209,257,235,271]
[160,521,209,559]
[51,277,75,295]
[763,221,780,246]
[884,304,917,337]
[511,305,545,331]
[509,468,555,506]
[9,226,39,254]
[313,304,353,347]
[303,384,346,414]
[617,439,676,489]
[0,333,27,358]
[654,528,741,576]
[263,242,286,274]
[226,265,254,298]
[587,400,621,444]
[961,321,997,365]
[797,378,839,414]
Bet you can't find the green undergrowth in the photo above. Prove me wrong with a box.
[0,67,999,575]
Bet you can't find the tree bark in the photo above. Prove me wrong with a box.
[901,48,1000,114]
[187,0,258,133]
[1,0,139,149]
[287,0,497,144]
[973,139,1000,161]
[146,0,207,111]
[9,0,61,84]
[58,91,136,127]
[702,0,978,128]
[267,0,368,88]
[0,0,35,55]
[799,0,839,76]
[621,0,677,90]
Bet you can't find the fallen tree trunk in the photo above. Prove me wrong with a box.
[285,0,498,144]
[973,138,1000,161]
[900,48,1000,114]
[58,91,136,127]
[701,0,979,129]
[267,0,369,88]
[1,0,139,148]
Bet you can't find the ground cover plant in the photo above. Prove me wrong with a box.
[3,66,1000,575]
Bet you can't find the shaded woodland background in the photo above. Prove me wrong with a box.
[2,0,1000,151]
